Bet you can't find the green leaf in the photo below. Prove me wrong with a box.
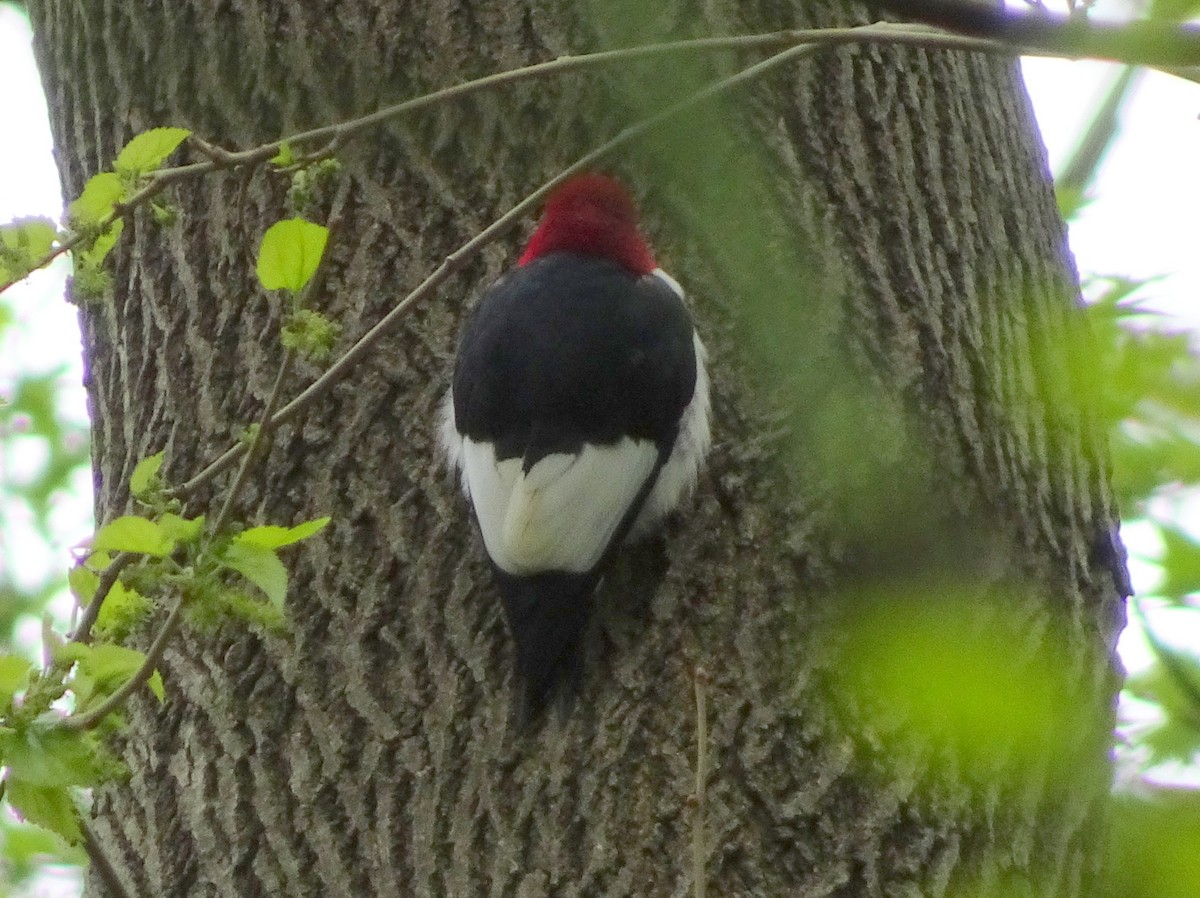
[80,219,124,267]
[219,543,288,607]
[92,515,174,557]
[147,671,165,702]
[255,218,328,292]
[4,727,103,789]
[68,565,99,605]
[1,819,86,874]
[61,643,153,713]
[68,172,125,225]
[0,654,34,702]
[270,140,296,166]
[159,512,205,543]
[5,781,82,845]
[114,127,192,175]
[129,451,164,497]
[0,217,60,286]
[92,581,153,641]
[1149,0,1200,23]
[235,516,331,550]
[1157,524,1200,602]
[0,217,58,258]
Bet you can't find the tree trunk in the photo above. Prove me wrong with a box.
[28,1,1125,896]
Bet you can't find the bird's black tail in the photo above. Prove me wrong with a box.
[493,568,600,723]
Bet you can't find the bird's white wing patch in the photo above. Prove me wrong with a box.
[462,436,658,576]
[631,331,712,537]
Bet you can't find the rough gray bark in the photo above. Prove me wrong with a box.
[28,1,1125,896]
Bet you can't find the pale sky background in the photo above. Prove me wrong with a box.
[0,0,1197,853]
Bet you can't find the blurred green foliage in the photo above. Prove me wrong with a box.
[0,273,90,891]
[0,307,90,889]
[0,363,89,644]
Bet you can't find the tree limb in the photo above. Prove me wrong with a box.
[875,0,1200,66]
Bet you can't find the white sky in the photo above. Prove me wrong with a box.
[1,1,1198,790]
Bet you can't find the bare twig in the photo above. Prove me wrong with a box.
[69,552,136,645]
[1055,64,1140,199]
[876,0,1200,66]
[692,667,710,898]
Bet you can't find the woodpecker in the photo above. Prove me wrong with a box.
[440,173,711,718]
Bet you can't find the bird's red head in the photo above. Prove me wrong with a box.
[518,173,657,276]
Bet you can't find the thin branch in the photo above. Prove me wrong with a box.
[3,14,1194,296]
[692,667,710,898]
[59,597,185,732]
[80,816,136,898]
[876,0,1200,66]
[70,552,135,645]
[206,350,295,535]
[1133,598,1200,719]
[7,16,1195,294]
[1055,64,1140,197]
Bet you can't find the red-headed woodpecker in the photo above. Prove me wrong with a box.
[441,174,711,718]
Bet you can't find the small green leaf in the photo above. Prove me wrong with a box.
[5,727,103,789]
[0,217,58,258]
[63,643,153,713]
[0,654,34,701]
[80,219,124,267]
[68,565,99,605]
[68,172,125,225]
[114,127,192,175]
[159,512,204,543]
[255,218,328,292]
[92,515,174,557]
[5,781,82,845]
[129,451,165,497]
[147,671,165,702]
[235,517,331,550]
[270,141,296,167]
[220,543,288,607]
[2,819,86,868]
[92,581,153,641]
[1157,524,1200,602]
